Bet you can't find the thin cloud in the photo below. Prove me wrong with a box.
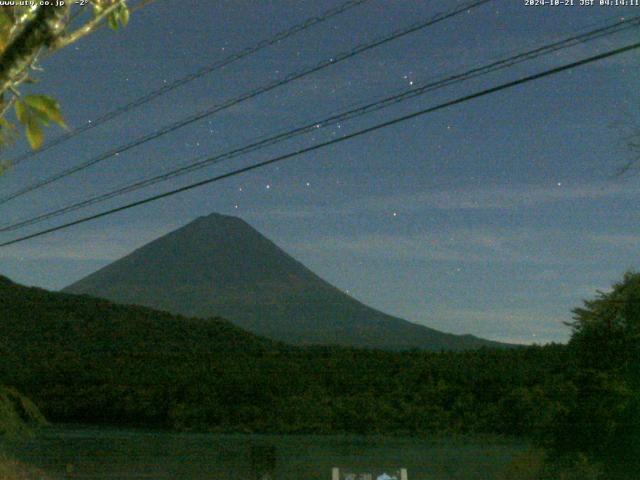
[258,181,640,220]
[283,222,639,268]
[588,233,640,248]
[424,306,569,344]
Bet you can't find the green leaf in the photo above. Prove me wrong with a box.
[24,119,43,150]
[0,10,11,49]
[24,95,66,128]
[14,99,28,125]
[0,117,16,135]
[0,8,12,33]
[118,4,129,27]
[107,10,119,30]
[0,9,11,27]
[14,95,65,150]
[0,117,16,147]
[107,3,129,31]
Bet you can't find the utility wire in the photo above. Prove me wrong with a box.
[0,0,492,206]
[2,40,638,247]
[11,0,370,166]
[1,15,637,233]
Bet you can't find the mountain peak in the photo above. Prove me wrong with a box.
[195,212,244,223]
[176,212,256,240]
[64,214,509,351]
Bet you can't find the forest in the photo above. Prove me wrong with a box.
[0,272,638,479]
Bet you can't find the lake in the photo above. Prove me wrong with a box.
[9,426,528,479]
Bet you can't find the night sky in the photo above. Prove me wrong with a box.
[1,0,639,344]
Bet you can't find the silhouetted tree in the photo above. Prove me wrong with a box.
[549,272,640,479]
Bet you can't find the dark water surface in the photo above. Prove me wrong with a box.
[10,426,527,479]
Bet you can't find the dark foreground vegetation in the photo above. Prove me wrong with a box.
[0,386,48,479]
[0,272,638,479]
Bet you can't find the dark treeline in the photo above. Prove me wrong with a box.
[1,272,638,479]
[12,345,571,437]
[0,275,566,436]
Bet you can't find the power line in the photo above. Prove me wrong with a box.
[1,17,635,232]
[10,0,371,166]
[0,0,492,206]
[1,15,637,233]
[2,40,638,247]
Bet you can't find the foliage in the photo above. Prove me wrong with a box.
[546,271,640,479]
[3,271,639,479]
[497,448,546,480]
[14,95,65,150]
[0,386,46,443]
[568,271,640,379]
[104,3,130,30]
[0,1,134,162]
[0,452,49,480]
[0,386,48,480]
[541,453,603,480]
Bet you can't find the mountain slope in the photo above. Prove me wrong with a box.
[0,274,283,425]
[0,274,274,358]
[64,213,506,351]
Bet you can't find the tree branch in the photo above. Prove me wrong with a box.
[0,96,15,118]
[8,5,39,43]
[50,1,124,51]
[0,5,69,96]
[50,0,157,52]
